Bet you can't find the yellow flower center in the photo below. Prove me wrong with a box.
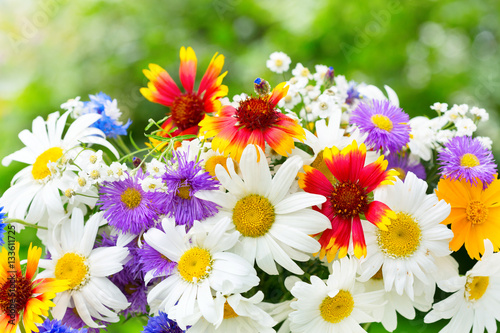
[393,167,406,180]
[178,247,212,283]
[55,253,89,289]
[121,188,142,209]
[466,200,488,225]
[371,114,393,132]
[177,185,191,199]
[275,59,283,67]
[301,68,310,77]
[465,276,489,301]
[319,290,354,324]
[460,153,480,168]
[32,147,64,180]
[223,301,239,319]
[232,194,275,237]
[378,212,421,258]
[204,155,229,179]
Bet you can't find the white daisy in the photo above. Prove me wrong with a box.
[424,240,500,333]
[358,172,454,299]
[0,111,118,224]
[289,256,384,333]
[196,144,330,275]
[37,208,129,328]
[358,84,400,107]
[266,52,292,74]
[143,217,259,329]
[182,292,276,333]
[362,273,434,332]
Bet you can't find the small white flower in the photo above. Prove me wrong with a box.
[103,98,122,122]
[476,136,493,150]
[266,52,291,74]
[430,102,448,113]
[109,161,128,180]
[313,64,329,85]
[146,158,167,177]
[61,97,84,119]
[278,86,301,110]
[435,129,456,145]
[455,117,477,136]
[140,177,164,192]
[311,94,337,119]
[469,106,489,122]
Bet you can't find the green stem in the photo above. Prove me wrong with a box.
[6,219,48,230]
[362,322,371,331]
[113,136,132,155]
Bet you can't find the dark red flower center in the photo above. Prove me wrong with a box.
[0,273,32,316]
[331,181,368,219]
[171,93,205,131]
[235,96,279,130]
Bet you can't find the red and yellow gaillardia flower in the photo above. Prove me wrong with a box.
[199,82,306,162]
[298,141,398,261]
[435,176,500,260]
[0,242,68,333]
[140,46,228,140]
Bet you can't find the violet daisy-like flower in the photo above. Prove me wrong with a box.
[142,312,184,333]
[140,241,177,284]
[386,152,426,181]
[98,170,164,234]
[161,150,219,227]
[350,99,410,152]
[438,135,497,187]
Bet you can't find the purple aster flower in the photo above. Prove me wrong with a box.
[62,309,105,333]
[83,92,132,138]
[350,99,410,152]
[161,150,220,227]
[386,152,426,181]
[98,170,164,234]
[438,135,497,187]
[142,312,184,333]
[38,319,87,333]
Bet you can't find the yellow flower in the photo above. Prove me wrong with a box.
[435,176,500,260]
[0,242,68,333]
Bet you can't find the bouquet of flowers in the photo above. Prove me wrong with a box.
[1,46,499,333]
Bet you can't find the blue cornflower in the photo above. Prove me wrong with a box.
[0,206,6,246]
[142,312,184,333]
[161,150,220,227]
[83,92,132,138]
[345,82,360,105]
[38,319,87,333]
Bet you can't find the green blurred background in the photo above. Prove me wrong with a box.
[1,0,499,331]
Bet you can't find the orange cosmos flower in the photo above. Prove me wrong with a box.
[199,82,306,162]
[298,141,398,260]
[435,176,500,260]
[0,242,68,333]
[141,46,228,139]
